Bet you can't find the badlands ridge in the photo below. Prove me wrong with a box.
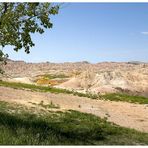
[1,60,148,97]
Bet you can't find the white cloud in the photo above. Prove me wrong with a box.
[141,32,148,35]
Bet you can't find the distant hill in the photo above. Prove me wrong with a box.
[127,61,147,65]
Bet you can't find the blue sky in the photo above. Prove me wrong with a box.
[3,3,148,63]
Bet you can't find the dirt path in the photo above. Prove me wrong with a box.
[0,86,148,133]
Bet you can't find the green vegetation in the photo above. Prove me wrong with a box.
[0,80,72,94]
[0,81,148,104]
[0,100,148,145]
[0,3,59,53]
[0,50,8,74]
[102,93,148,104]
[43,74,69,79]
[0,3,59,73]
[0,81,99,99]
[35,74,70,85]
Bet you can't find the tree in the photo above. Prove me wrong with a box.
[0,2,59,73]
[0,49,8,74]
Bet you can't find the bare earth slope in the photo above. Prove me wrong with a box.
[0,86,148,133]
[56,69,148,96]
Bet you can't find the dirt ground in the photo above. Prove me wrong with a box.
[0,86,148,133]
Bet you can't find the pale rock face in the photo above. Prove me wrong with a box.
[3,77,34,84]
[1,60,148,96]
[58,69,148,96]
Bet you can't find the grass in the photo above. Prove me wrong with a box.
[0,80,148,104]
[102,93,148,104]
[43,74,70,79]
[0,80,73,94]
[0,80,99,99]
[0,101,148,145]
[35,74,69,85]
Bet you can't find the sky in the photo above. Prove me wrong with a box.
[3,3,148,63]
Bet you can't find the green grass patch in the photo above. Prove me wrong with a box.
[43,74,70,79]
[0,80,99,99]
[102,93,148,104]
[0,101,148,145]
[1,81,148,104]
[0,101,9,111]
[0,80,72,94]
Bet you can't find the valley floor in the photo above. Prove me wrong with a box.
[0,86,148,133]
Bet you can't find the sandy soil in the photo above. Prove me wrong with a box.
[0,86,148,133]
[3,77,34,84]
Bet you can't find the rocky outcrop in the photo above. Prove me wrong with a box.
[57,68,148,97]
[1,60,148,97]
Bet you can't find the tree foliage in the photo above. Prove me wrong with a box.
[0,2,59,53]
[0,2,59,73]
[0,49,8,74]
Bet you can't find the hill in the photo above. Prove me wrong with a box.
[1,60,148,97]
